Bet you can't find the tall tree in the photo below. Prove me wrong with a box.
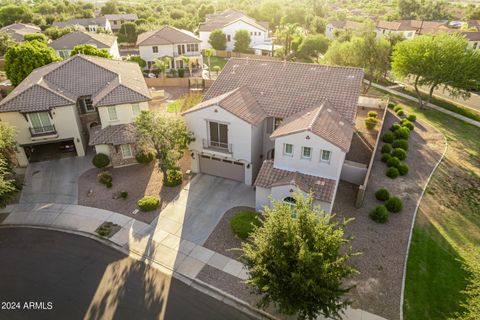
[117,22,138,44]
[208,29,227,50]
[101,0,119,15]
[204,48,214,78]
[233,29,252,53]
[198,3,214,20]
[242,193,357,320]
[0,5,33,27]
[23,33,48,43]
[153,56,171,79]
[297,34,329,62]
[0,32,14,56]
[69,44,112,58]
[0,122,16,162]
[0,122,17,208]
[392,32,480,108]
[276,23,301,56]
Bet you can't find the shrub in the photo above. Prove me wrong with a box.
[364,117,378,129]
[390,123,401,132]
[392,139,409,151]
[381,143,392,154]
[381,153,391,163]
[136,150,155,164]
[388,101,396,109]
[120,191,128,199]
[178,68,185,77]
[137,196,160,211]
[97,171,112,185]
[387,156,400,168]
[382,132,394,143]
[386,167,400,178]
[394,127,410,140]
[164,169,182,187]
[92,153,110,168]
[106,181,112,188]
[392,148,407,160]
[375,188,390,201]
[370,205,389,223]
[401,120,414,131]
[393,105,402,112]
[396,109,405,116]
[367,111,378,118]
[397,163,409,176]
[230,210,261,239]
[407,114,417,122]
[385,196,403,213]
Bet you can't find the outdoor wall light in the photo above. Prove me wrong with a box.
[246,163,251,169]
[289,189,294,193]
[306,135,310,140]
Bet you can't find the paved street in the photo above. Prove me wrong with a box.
[0,228,253,320]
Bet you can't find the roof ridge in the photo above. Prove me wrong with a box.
[227,58,364,71]
[307,103,325,131]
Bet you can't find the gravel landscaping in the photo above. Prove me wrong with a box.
[332,111,446,320]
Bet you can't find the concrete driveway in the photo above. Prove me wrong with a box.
[153,174,255,245]
[20,152,94,205]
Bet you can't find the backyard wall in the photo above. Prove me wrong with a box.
[145,77,214,88]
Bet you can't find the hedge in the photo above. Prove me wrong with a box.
[92,153,110,168]
[387,156,400,168]
[136,150,155,164]
[393,106,402,112]
[137,196,160,211]
[385,197,403,213]
[381,143,392,154]
[370,205,389,223]
[407,114,417,122]
[392,148,407,160]
[381,153,392,163]
[396,109,405,116]
[230,210,261,239]
[386,167,400,178]
[97,171,112,185]
[390,123,401,132]
[367,111,378,118]
[401,120,414,131]
[382,132,395,143]
[394,127,410,140]
[365,117,378,129]
[375,188,390,201]
[398,163,409,176]
[392,139,409,151]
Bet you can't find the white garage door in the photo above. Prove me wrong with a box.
[199,155,245,182]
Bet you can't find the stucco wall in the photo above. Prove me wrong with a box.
[200,20,267,51]
[109,40,121,59]
[95,144,110,157]
[139,43,202,65]
[97,101,149,128]
[340,160,368,185]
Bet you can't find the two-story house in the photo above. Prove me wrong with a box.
[198,9,269,52]
[182,59,364,213]
[104,14,137,32]
[53,17,112,33]
[0,55,151,167]
[0,23,41,42]
[136,26,203,71]
[49,30,121,59]
[325,21,362,39]
[375,20,446,40]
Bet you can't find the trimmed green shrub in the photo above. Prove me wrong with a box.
[367,111,378,118]
[164,169,182,187]
[392,139,409,151]
[401,120,414,131]
[407,114,417,122]
[370,205,389,223]
[136,150,155,164]
[387,156,400,168]
[385,196,403,213]
[396,109,405,116]
[393,106,402,112]
[394,127,410,140]
[106,181,112,188]
[390,123,401,132]
[365,117,378,129]
[375,188,390,201]
[137,196,160,211]
[381,143,392,154]
[382,132,395,143]
[381,153,391,163]
[388,102,396,109]
[386,167,400,178]
[230,210,261,239]
[392,148,407,160]
[97,171,112,185]
[92,153,110,168]
[120,191,128,199]
[178,68,185,77]
[398,163,409,176]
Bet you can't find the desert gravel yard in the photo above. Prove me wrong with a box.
[333,111,446,320]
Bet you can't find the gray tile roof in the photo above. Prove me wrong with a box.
[89,123,137,146]
[104,14,138,21]
[53,17,108,29]
[0,55,151,113]
[254,160,336,203]
[0,23,41,42]
[49,30,117,50]
[376,20,446,32]
[199,9,268,32]
[136,26,201,46]
[329,21,362,30]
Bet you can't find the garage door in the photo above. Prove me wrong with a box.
[199,155,245,182]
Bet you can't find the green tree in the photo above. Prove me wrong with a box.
[127,55,146,69]
[242,193,357,320]
[118,22,138,44]
[23,33,48,43]
[233,29,252,53]
[392,32,480,108]
[43,26,74,40]
[101,0,119,15]
[466,5,480,20]
[198,3,214,20]
[204,48,214,78]
[0,122,16,161]
[135,111,194,183]
[153,56,171,79]
[0,157,16,208]
[297,34,329,62]
[276,23,301,56]
[398,0,421,19]
[70,44,111,58]
[309,16,326,34]
[208,29,227,50]
[0,5,33,27]
[5,41,61,86]
[0,32,14,56]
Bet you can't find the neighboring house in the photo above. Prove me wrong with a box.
[53,17,112,33]
[375,20,446,40]
[49,30,120,59]
[0,55,151,167]
[325,20,362,39]
[182,59,364,213]
[456,30,480,50]
[0,23,41,42]
[198,8,269,52]
[104,13,138,31]
[137,25,203,70]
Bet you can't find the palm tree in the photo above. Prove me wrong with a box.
[154,56,172,79]
[181,56,191,76]
[276,23,300,56]
[204,48,214,79]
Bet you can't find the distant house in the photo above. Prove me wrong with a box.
[49,30,120,59]
[325,21,362,39]
[53,17,112,33]
[137,26,203,70]
[198,9,269,52]
[375,20,446,40]
[104,13,138,32]
[0,23,41,42]
[455,30,480,50]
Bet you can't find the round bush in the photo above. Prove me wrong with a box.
[97,171,112,185]
[164,169,183,187]
[388,102,396,109]
[402,120,414,131]
[385,196,403,213]
[106,181,112,188]
[393,105,402,112]
[392,148,407,160]
[120,191,128,199]
[375,188,390,201]
[370,205,389,223]
[365,117,378,130]
[92,153,110,168]
[387,156,400,168]
[397,163,409,176]
[137,196,160,211]
[394,127,410,140]
[396,110,405,116]
[392,139,409,151]
[367,111,378,118]
[230,210,261,239]
[136,150,155,164]
[386,167,400,178]
[381,143,392,154]
[381,153,391,163]
[407,114,417,122]
[382,132,395,143]
[390,123,401,132]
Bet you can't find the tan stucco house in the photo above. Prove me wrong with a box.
[49,30,121,59]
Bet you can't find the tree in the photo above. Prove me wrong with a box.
[181,56,192,75]
[233,29,252,53]
[198,3,214,20]
[0,157,16,208]
[24,33,48,43]
[135,111,194,182]
[101,0,119,15]
[309,16,326,34]
[208,29,227,50]
[276,23,301,56]
[0,5,33,27]
[0,32,14,56]
[466,5,480,20]
[70,44,111,58]
[127,55,146,69]
[204,48,214,78]
[5,41,61,86]
[242,193,357,320]
[43,26,74,40]
[397,0,421,19]
[117,22,138,44]
[153,56,171,79]
[297,34,329,62]
[0,122,16,162]
[392,32,480,108]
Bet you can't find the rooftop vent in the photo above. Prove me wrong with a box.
[339,121,344,126]
[327,108,332,112]
[315,180,325,186]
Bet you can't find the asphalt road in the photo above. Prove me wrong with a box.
[0,228,254,320]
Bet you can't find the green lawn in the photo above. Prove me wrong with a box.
[203,55,228,70]
[166,99,182,113]
[166,94,203,113]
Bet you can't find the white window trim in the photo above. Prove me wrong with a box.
[152,46,158,53]
[27,112,54,134]
[120,144,133,159]
[132,103,141,116]
[301,146,312,160]
[283,143,293,157]
[320,149,332,163]
[107,106,118,121]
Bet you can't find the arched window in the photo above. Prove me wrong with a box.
[283,197,296,205]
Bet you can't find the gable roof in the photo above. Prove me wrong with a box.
[0,23,41,42]
[89,123,137,145]
[53,17,108,29]
[0,55,150,113]
[136,26,201,46]
[199,9,268,32]
[49,30,117,50]
[376,20,445,33]
[104,14,137,21]
[329,20,362,30]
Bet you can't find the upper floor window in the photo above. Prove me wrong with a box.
[132,103,141,116]
[301,146,312,160]
[152,46,158,53]
[120,144,133,158]
[107,106,118,121]
[208,121,228,149]
[320,150,332,163]
[283,143,293,157]
[186,43,199,52]
[58,50,70,59]
[78,96,94,113]
[273,117,283,130]
[178,44,185,54]
[28,112,54,134]
[227,35,231,42]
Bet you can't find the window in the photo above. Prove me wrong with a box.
[178,44,185,54]
[474,42,478,49]
[107,106,118,121]
[227,34,231,42]
[152,46,158,53]
[58,50,70,59]
[301,146,312,160]
[283,143,293,156]
[132,103,141,116]
[113,20,118,25]
[120,144,133,158]
[208,121,228,149]
[320,150,332,163]
[78,97,94,113]
[273,117,283,130]
[194,43,199,51]
[28,112,54,134]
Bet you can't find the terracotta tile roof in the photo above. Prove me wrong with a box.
[49,30,117,50]
[0,55,151,113]
[204,58,364,124]
[270,102,354,152]
[136,26,201,46]
[182,86,267,125]
[254,160,336,203]
[329,20,362,30]
[199,9,267,32]
[89,123,137,146]
[0,23,41,42]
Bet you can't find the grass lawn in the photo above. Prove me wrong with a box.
[166,94,203,113]
[368,87,480,320]
[202,55,228,70]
